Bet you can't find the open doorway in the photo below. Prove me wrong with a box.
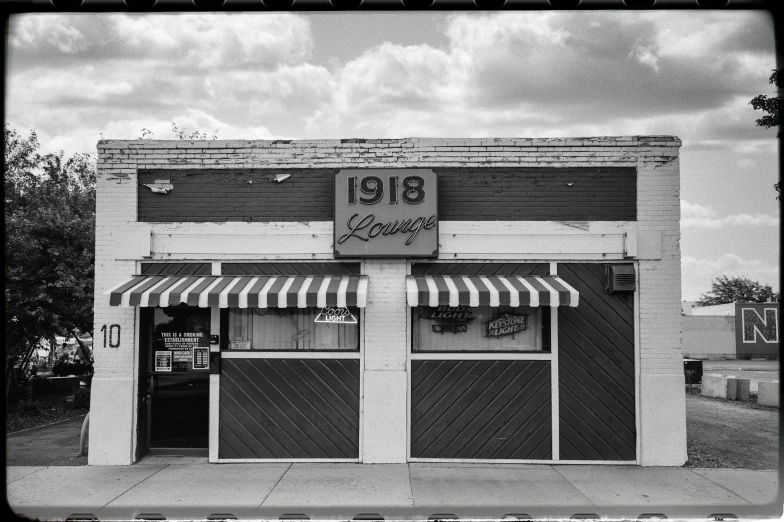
[138,306,210,457]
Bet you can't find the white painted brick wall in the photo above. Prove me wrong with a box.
[362,260,408,372]
[90,162,142,464]
[637,158,682,374]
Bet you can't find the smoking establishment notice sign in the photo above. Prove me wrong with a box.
[155,351,172,372]
[155,331,208,372]
[193,348,209,370]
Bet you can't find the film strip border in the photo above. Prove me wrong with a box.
[11,507,754,520]
[6,0,749,13]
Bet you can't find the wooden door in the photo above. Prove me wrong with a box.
[557,263,636,461]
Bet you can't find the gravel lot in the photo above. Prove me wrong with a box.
[685,390,779,469]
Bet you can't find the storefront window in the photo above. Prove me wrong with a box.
[412,305,549,352]
[227,307,360,351]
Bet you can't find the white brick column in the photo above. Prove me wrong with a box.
[361,260,408,463]
[637,155,687,466]
[89,166,143,465]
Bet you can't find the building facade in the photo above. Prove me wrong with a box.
[92,136,686,466]
[683,302,779,359]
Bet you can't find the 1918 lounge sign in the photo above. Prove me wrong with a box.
[334,169,438,257]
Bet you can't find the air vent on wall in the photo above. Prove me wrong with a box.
[606,264,636,294]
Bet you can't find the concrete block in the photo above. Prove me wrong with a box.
[701,375,738,400]
[735,378,750,401]
[758,381,779,407]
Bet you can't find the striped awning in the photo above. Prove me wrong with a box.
[406,275,579,307]
[107,275,368,308]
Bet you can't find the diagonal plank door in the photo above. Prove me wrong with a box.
[411,360,551,459]
[219,358,359,459]
[557,263,636,461]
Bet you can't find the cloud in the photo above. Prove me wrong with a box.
[10,13,313,70]
[681,200,778,228]
[303,11,775,144]
[682,253,779,301]
[6,13,329,151]
[9,66,135,104]
[5,11,778,153]
[27,111,279,156]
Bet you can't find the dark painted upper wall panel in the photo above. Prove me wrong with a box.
[138,167,636,222]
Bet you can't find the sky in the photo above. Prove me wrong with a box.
[4,10,780,301]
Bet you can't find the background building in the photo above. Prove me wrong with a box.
[683,302,779,360]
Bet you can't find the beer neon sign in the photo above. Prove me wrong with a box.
[486,313,529,338]
[315,306,358,324]
[425,305,475,334]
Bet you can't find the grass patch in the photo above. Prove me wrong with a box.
[6,393,89,434]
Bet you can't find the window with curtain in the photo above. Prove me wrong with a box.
[412,305,548,352]
[227,307,360,351]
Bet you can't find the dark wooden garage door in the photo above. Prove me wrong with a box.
[411,360,551,459]
[219,358,359,459]
[557,263,636,461]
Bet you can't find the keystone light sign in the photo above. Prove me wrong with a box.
[486,313,529,338]
[334,169,438,257]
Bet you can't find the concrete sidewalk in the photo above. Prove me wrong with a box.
[6,460,781,521]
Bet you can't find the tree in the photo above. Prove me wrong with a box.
[4,124,96,404]
[696,275,780,307]
[749,69,782,198]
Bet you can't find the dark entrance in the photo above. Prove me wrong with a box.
[139,306,210,456]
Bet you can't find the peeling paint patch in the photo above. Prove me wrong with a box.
[558,221,591,231]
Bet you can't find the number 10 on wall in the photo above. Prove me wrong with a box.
[347,175,426,205]
[100,324,121,348]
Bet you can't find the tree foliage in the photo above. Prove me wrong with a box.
[750,69,782,135]
[750,69,782,198]
[696,275,780,307]
[4,124,96,403]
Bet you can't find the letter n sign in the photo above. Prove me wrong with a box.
[742,307,779,343]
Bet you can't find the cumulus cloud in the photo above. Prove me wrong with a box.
[681,201,778,228]
[10,13,313,70]
[6,13,326,151]
[25,111,279,156]
[682,253,779,301]
[10,15,90,53]
[9,67,135,105]
[5,11,778,151]
[301,10,775,144]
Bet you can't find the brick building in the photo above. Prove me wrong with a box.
[92,136,686,466]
